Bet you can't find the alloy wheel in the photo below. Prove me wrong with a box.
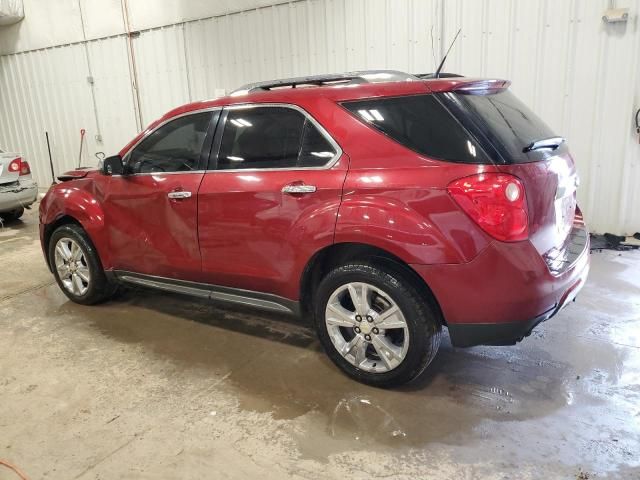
[325,282,410,373]
[54,237,91,296]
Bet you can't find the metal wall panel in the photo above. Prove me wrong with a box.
[133,25,191,126]
[0,44,95,185]
[0,0,638,233]
[443,0,640,234]
[86,36,138,156]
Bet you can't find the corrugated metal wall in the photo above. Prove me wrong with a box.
[0,0,639,234]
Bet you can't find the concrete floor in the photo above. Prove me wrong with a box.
[0,205,639,480]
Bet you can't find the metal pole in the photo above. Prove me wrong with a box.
[46,131,56,185]
[78,129,86,168]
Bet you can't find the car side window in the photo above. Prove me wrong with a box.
[298,119,337,167]
[217,106,337,170]
[127,112,212,174]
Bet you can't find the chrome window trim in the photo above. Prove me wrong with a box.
[110,170,208,178]
[211,102,343,172]
[115,107,222,177]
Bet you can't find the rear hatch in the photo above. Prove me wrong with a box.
[438,84,580,256]
[0,150,21,186]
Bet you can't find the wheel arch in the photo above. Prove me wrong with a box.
[43,215,108,274]
[299,242,445,325]
[43,215,83,271]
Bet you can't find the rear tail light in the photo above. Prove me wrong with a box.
[20,160,31,176]
[447,173,529,242]
[8,157,30,176]
[8,157,21,173]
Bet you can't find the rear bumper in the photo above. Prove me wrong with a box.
[0,179,38,212]
[412,226,590,347]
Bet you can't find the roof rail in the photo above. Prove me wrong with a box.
[230,70,419,95]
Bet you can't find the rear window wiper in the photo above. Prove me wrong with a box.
[522,137,565,153]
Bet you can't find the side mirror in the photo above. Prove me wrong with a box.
[102,155,124,176]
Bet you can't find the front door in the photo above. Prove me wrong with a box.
[103,110,216,281]
[197,105,347,299]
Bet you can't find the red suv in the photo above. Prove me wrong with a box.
[39,71,589,387]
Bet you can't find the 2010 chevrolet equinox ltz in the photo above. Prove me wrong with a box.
[39,71,589,387]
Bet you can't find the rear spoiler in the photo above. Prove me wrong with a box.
[425,78,511,94]
[451,79,511,94]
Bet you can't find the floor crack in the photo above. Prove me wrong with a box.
[0,281,55,303]
[72,428,150,479]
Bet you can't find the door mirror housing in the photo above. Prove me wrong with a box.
[102,155,124,176]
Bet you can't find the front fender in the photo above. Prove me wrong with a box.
[39,180,111,269]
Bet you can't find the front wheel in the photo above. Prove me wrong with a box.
[48,224,115,305]
[314,263,442,388]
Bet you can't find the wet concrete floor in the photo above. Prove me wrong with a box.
[0,206,639,479]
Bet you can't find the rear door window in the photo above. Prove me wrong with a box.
[298,120,338,167]
[217,106,337,170]
[342,94,489,164]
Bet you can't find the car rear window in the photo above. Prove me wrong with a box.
[342,94,489,164]
[447,90,559,163]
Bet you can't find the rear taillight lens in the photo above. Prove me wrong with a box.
[9,157,31,175]
[447,173,529,242]
[8,157,21,173]
[8,157,30,176]
[20,160,31,175]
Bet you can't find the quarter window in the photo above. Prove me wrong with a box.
[217,106,337,170]
[127,112,212,174]
[343,94,488,164]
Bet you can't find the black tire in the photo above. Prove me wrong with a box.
[1,207,24,222]
[48,223,116,305]
[314,263,442,388]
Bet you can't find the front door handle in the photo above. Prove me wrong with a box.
[282,183,317,194]
[167,191,192,199]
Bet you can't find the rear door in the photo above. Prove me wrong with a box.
[103,110,218,281]
[197,104,347,299]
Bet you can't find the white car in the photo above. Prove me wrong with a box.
[0,147,38,221]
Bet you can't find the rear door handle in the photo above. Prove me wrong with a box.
[282,184,317,194]
[167,191,192,199]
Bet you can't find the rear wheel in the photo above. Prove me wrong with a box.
[314,263,442,387]
[0,207,24,222]
[48,224,115,305]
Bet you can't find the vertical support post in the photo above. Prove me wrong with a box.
[121,0,144,132]
[46,132,55,185]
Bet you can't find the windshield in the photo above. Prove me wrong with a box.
[445,90,562,163]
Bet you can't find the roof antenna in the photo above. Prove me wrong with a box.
[434,28,462,78]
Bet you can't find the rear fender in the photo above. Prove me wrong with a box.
[335,186,492,265]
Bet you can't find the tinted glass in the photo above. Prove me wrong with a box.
[218,107,304,170]
[299,120,337,167]
[451,90,557,163]
[343,94,488,163]
[128,112,211,174]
